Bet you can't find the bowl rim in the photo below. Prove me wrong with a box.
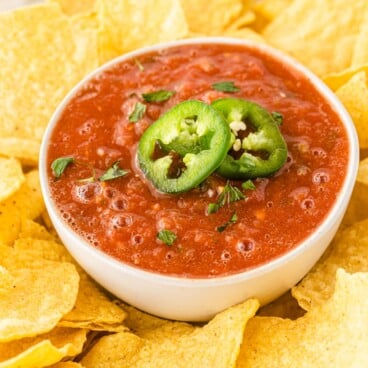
[39,36,359,287]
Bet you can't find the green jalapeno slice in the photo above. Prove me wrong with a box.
[211,98,288,179]
[137,100,231,193]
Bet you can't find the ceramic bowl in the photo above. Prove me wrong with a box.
[39,37,359,321]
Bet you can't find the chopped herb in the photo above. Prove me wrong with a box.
[157,229,177,246]
[142,90,175,103]
[99,161,128,181]
[51,157,74,178]
[207,181,245,214]
[207,203,219,214]
[129,102,146,123]
[211,81,240,93]
[134,58,144,71]
[217,212,238,232]
[242,179,256,190]
[271,111,283,125]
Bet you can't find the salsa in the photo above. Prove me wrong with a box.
[47,43,349,277]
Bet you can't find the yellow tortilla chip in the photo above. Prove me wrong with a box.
[351,8,368,67]
[252,0,293,22]
[0,157,25,202]
[0,205,21,246]
[122,304,194,341]
[335,70,368,148]
[18,219,57,242]
[0,138,40,166]
[323,64,368,91]
[238,270,368,367]
[1,170,45,221]
[59,275,127,332]
[0,246,79,342]
[0,4,98,147]
[0,170,44,245]
[0,328,87,368]
[222,6,255,32]
[357,157,368,185]
[343,181,368,226]
[292,218,368,311]
[49,363,85,368]
[81,299,259,368]
[121,303,172,335]
[12,237,127,331]
[180,0,243,35]
[96,0,188,63]
[223,27,266,43]
[263,0,368,76]
[48,0,96,15]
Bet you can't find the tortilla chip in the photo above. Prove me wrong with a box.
[0,205,21,246]
[49,362,85,368]
[1,170,45,221]
[96,0,188,63]
[18,219,57,242]
[0,3,98,148]
[237,270,368,367]
[0,170,44,245]
[323,64,368,91]
[0,246,79,342]
[0,138,40,166]
[263,0,368,76]
[342,181,368,226]
[223,27,266,43]
[222,6,256,32]
[122,304,194,341]
[351,8,368,67]
[81,299,259,368]
[252,0,293,22]
[59,276,127,332]
[357,157,368,185]
[12,237,127,331]
[0,157,25,202]
[180,0,243,35]
[0,328,87,368]
[48,0,96,15]
[121,303,172,335]
[335,71,368,148]
[292,218,368,311]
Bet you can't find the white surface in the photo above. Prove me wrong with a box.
[39,37,359,322]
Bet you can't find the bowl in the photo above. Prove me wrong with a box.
[39,37,359,321]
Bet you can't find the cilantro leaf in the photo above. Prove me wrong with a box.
[99,161,128,181]
[157,229,177,246]
[211,81,240,93]
[129,102,146,123]
[142,90,175,103]
[51,157,74,178]
[207,182,245,214]
[217,212,238,232]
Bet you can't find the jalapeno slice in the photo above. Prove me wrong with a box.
[211,98,288,179]
[137,100,231,193]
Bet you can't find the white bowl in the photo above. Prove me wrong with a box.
[39,37,359,321]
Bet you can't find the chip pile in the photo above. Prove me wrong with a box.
[1,0,368,366]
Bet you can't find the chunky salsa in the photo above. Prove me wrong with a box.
[47,43,349,277]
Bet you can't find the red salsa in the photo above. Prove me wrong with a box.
[47,43,349,277]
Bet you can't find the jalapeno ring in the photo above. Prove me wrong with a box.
[137,100,231,193]
[211,98,288,179]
